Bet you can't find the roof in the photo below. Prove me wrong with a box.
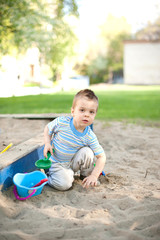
[124,39,160,44]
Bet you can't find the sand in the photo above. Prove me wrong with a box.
[0,118,160,240]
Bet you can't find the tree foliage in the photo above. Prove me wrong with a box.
[100,14,131,42]
[75,15,131,84]
[106,32,130,75]
[0,0,78,78]
[136,17,160,40]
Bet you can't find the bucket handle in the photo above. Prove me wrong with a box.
[13,185,36,201]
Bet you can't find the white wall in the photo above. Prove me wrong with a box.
[124,41,160,85]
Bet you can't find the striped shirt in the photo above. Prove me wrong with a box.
[47,116,104,163]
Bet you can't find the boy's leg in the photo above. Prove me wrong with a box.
[71,147,95,177]
[48,162,74,191]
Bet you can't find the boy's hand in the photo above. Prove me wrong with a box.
[44,143,53,158]
[82,174,98,189]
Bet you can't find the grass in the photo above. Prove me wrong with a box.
[0,85,160,122]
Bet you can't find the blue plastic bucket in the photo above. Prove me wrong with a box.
[13,171,48,200]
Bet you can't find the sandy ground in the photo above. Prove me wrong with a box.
[0,118,49,152]
[0,118,160,240]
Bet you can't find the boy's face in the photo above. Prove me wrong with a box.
[71,97,98,131]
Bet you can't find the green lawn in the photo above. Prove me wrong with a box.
[0,85,160,122]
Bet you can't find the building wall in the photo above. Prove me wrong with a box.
[124,41,160,85]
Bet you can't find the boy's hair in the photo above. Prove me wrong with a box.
[72,89,99,109]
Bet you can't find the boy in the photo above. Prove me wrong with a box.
[43,89,106,190]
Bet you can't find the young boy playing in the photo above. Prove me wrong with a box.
[43,89,106,190]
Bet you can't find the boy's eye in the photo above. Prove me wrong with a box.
[80,109,84,112]
[90,111,95,114]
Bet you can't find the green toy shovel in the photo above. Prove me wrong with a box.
[35,150,54,169]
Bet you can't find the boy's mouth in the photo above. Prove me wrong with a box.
[82,120,89,123]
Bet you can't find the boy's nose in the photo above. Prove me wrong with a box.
[85,112,89,117]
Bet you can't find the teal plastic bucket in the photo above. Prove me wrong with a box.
[13,171,48,200]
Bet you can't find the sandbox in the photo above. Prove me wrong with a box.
[0,114,59,191]
[0,135,44,191]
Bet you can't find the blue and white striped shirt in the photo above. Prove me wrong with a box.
[47,116,104,163]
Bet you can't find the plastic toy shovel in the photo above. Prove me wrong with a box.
[32,178,48,187]
[35,150,54,169]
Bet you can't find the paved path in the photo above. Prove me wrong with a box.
[0,86,61,97]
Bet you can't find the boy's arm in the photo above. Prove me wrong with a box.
[82,152,106,189]
[43,125,54,158]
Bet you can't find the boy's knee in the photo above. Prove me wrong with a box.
[71,147,94,173]
[83,147,94,158]
[48,170,74,191]
[49,179,72,191]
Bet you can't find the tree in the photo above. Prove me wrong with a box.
[0,0,78,79]
[100,14,131,43]
[75,15,131,84]
[136,17,160,40]
[106,32,131,82]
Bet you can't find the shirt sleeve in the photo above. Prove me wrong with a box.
[47,117,60,135]
[89,132,104,156]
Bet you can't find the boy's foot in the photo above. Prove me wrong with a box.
[80,174,86,180]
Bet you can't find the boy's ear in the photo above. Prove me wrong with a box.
[71,107,74,116]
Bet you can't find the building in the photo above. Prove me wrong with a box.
[124,40,160,85]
